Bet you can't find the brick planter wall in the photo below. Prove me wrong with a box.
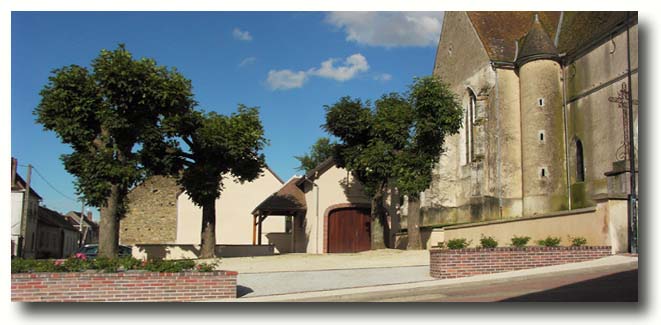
[430,246,611,279]
[12,271,237,302]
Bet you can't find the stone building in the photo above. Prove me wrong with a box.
[407,12,638,252]
[119,168,287,259]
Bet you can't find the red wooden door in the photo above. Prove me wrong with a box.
[327,208,371,253]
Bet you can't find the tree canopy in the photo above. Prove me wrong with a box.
[295,137,335,173]
[323,76,463,249]
[167,105,268,258]
[34,44,196,257]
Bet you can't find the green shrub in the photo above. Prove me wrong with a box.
[570,236,588,247]
[479,235,498,248]
[537,236,562,247]
[435,242,446,249]
[144,259,196,272]
[510,235,531,247]
[196,262,218,272]
[61,257,91,272]
[11,257,203,274]
[446,238,472,249]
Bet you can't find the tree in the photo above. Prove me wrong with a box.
[35,44,195,258]
[396,76,463,249]
[169,106,267,258]
[294,137,335,172]
[323,76,462,250]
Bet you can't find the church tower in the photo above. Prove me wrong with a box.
[516,14,568,216]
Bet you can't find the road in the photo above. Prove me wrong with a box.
[280,261,638,302]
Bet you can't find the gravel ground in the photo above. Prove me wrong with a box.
[208,249,429,274]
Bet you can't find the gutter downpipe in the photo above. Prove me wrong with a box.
[301,175,320,253]
[625,12,637,254]
[561,53,572,211]
[492,62,503,218]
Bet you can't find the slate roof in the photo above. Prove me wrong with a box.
[252,177,307,216]
[466,11,635,63]
[516,15,559,65]
[467,11,560,62]
[38,206,78,232]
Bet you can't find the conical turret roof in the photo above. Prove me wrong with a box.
[516,14,560,66]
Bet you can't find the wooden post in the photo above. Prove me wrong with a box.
[258,215,264,245]
[252,215,257,245]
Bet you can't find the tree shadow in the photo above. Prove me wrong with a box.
[236,285,254,298]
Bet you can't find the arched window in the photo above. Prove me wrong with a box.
[576,139,585,182]
[464,89,476,164]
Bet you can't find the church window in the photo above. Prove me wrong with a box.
[538,98,545,107]
[576,139,585,182]
[468,90,476,162]
[541,167,547,178]
[539,131,545,142]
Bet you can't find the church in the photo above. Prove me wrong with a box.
[406,12,638,253]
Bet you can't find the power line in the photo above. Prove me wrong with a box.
[18,164,79,203]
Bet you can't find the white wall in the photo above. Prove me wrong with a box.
[302,165,370,253]
[175,169,285,245]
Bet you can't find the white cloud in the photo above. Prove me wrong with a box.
[267,69,308,90]
[308,53,369,82]
[325,12,443,47]
[232,28,253,41]
[267,53,371,91]
[374,73,392,82]
[239,56,257,67]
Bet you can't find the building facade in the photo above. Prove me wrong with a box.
[410,12,637,251]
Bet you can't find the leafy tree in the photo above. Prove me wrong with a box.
[323,76,462,250]
[295,137,335,172]
[168,106,267,258]
[35,44,195,258]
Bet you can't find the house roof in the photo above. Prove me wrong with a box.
[252,177,307,216]
[467,11,560,62]
[39,206,78,232]
[65,211,99,229]
[466,11,634,63]
[11,173,43,200]
[302,157,336,181]
[556,11,635,57]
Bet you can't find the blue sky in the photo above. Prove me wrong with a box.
[11,11,444,218]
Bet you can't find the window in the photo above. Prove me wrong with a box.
[539,131,545,142]
[541,167,547,178]
[538,98,545,107]
[576,139,585,182]
[464,89,477,164]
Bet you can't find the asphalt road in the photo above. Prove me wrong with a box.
[284,261,638,302]
[237,265,433,297]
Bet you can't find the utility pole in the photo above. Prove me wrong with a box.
[79,201,87,248]
[18,164,32,258]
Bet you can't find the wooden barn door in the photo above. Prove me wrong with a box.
[327,208,371,253]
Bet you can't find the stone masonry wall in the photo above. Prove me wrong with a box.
[120,176,182,245]
[11,271,237,302]
[430,246,611,279]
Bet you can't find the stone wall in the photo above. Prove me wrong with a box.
[430,246,611,279]
[120,176,181,245]
[11,271,237,302]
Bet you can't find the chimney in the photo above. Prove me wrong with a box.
[11,157,17,187]
[87,211,93,222]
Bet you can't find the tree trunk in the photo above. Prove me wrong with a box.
[406,197,423,250]
[98,184,120,258]
[370,184,388,250]
[200,200,216,258]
